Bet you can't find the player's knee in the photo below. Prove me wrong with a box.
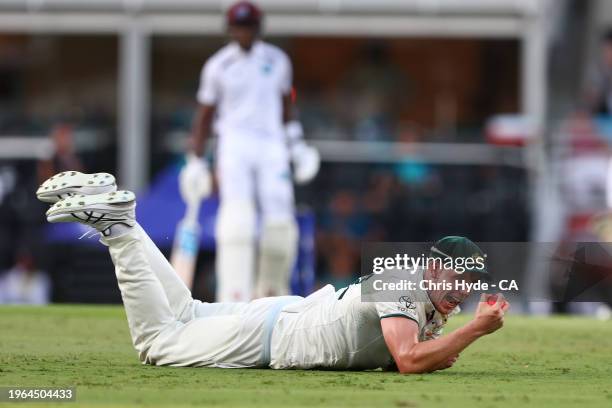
[133,323,181,365]
[137,349,151,364]
[259,217,298,254]
[131,339,155,364]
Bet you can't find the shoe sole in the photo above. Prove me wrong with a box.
[37,171,117,203]
[46,191,135,223]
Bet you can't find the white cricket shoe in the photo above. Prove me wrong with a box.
[46,191,136,237]
[36,171,117,203]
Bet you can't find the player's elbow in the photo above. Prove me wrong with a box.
[397,361,429,374]
[395,351,430,374]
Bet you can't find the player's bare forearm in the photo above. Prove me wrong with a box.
[382,294,508,374]
[394,322,482,374]
[190,104,215,157]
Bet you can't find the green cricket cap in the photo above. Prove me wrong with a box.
[429,236,490,280]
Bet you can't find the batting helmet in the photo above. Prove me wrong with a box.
[227,1,262,27]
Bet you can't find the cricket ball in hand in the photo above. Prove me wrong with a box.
[487,295,508,308]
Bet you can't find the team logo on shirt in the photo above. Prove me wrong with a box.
[261,63,273,75]
[398,295,416,311]
[261,58,274,75]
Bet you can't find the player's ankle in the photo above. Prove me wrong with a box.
[102,223,134,239]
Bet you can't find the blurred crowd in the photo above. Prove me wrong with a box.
[0,124,85,304]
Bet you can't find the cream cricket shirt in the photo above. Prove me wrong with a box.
[270,268,458,370]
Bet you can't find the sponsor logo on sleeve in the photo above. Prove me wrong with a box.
[398,295,416,312]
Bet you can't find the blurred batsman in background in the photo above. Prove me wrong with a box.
[180,1,320,302]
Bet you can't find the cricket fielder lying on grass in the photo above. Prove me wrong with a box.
[36,171,509,374]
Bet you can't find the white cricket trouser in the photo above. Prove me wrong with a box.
[102,224,300,367]
[215,134,296,302]
[216,135,294,220]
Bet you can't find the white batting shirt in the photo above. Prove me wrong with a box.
[197,40,292,140]
[270,268,458,370]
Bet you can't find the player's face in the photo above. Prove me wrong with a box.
[228,25,258,51]
[427,268,477,314]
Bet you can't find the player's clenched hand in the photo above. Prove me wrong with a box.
[179,154,212,203]
[428,354,459,372]
[440,354,459,369]
[470,293,509,336]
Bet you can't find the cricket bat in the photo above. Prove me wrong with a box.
[170,195,203,290]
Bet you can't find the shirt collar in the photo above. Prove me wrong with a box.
[230,40,263,57]
[415,267,437,318]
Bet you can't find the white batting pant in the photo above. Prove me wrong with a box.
[102,224,299,367]
[215,135,296,302]
[217,136,295,224]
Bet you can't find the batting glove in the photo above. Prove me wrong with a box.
[179,154,212,204]
[285,121,320,185]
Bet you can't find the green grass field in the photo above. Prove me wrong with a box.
[1,306,611,408]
